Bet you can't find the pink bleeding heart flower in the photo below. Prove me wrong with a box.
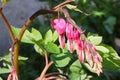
[52,18,66,49]
[76,40,84,63]
[53,18,66,35]
[66,23,74,53]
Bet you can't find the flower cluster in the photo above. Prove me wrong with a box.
[52,18,102,75]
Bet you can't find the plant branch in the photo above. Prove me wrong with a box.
[44,50,48,65]
[37,61,53,80]
[52,0,75,10]
[0,3,15,41]
[18,10,57,41]
[60,9,84,33]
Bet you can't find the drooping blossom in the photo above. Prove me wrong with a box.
[53,18,66,48]
[53,18,66,35]
[7,68,18,80]
[76,40,84,63]
[66,23,74,53]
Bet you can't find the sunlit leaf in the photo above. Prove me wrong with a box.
[92,11,105,17]
[100,44,118,57]
[52,31,58,42]
[44,42,60,54]
[69,60,81,73]
[11,26,34,44]
[51,53,72,67]
[96,46,109,53]
[19,56,28,61]
[0,68,11,74]
[0,77,3,80]
[44,29,52,44]
[34,44,44,55]
[31,28,42,41]
[83,63,95,73]
[65,4,89,15]
[88,36,102,45]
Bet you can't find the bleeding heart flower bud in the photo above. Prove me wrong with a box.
[66,23,74,53]
[73,30,80,41]
[67,39,73,53]
[66,23,74,39]
[76,40,84,63]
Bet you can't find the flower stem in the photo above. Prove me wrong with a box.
[39,61,53,80]
[0,3,15,41]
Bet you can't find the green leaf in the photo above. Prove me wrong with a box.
[44,29,53,44]
[44,43,60,54]
[51,53,72,67]
[0,77,3,80]
[11,26,20,37]
[69,60,89,80]
[11,26,34,44]
[100,44,118,57]
[34,44,44,55]
[96,46,109,53]
[92,11,105,17]
[0,68,11,74]
[65,4,89,15]
[3,53,11,62]
[31,28,42,41]
[102,58,120,72]
[69,73,81,80]
[52,31,58,42]
[69,60,81,73]
[88,36,102,45]
[18,56,28,61]
[83,63,95,73]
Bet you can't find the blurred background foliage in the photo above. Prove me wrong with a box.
[0,0,120,80]
[46,0,120,47]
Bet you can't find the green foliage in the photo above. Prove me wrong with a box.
[51,53,72,67]
[104,16,116,34]
[88,35,102,45]
[12,26,34,44]
[44,42,60,54]
[0,77,3,80]
[31,28,43,41]
[44,29,53,44]
[6,26,120,79]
